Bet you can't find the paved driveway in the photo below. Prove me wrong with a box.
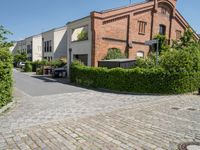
[13,69,86,96]
[0,70,200,150]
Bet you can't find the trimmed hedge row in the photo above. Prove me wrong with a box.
[0,48,13,108]
[70,63,200,94]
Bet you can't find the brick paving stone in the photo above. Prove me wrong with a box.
[0,88,200,149]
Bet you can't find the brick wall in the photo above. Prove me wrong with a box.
[91,0,189,66]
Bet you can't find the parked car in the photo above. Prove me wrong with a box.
[52,64,67,78]
[18,62,25,69]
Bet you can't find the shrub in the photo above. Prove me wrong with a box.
[70,63,200,94]
[104,48,126,60]
[134,54,157,69]
[0,48,13,108]
[36,67,43,75]
[160,46,200,73]
[50,59,66,68]
[24,61,32,72]
[31,60,40,72]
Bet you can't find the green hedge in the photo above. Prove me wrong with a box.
[70,63,200,94]
[0,48,13,108]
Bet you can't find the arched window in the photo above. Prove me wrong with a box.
[136,51,144,58]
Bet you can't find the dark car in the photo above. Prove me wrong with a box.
[52,64,67,78]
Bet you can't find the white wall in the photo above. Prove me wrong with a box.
[67,17,92,68]
[32,35,42,61]
[42,30,54,59]
[25,37,32,60]
[54,26,67,59]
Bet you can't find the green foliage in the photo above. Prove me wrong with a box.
[0,25,13,48]
[31,58,67,72]
[173,29,196,49]
[136,29,200,72]
[153,34,170,53]
[36,67,43,75]
[0,47,13,108]
[70,63,200,94]
[50,59,66,68]
[24,61,32,72]
[31,60,41,72]
[160,46,200,73]
[104,48,126,60]
[0,25,13,108]
[77,30,88,41]
[13,51,28,63]
[134,54,157,69]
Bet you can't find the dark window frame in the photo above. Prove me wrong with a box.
[159,24,166,35]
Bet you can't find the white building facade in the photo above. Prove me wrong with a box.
[67,17,92,67]
[13,26,67,62]
[42,26,67,61]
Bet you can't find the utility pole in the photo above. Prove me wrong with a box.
[129,0,132,5]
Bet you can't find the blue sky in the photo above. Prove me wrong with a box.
[1,0,199,41]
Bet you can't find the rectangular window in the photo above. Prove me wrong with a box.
[138,21,147,35]
[176,30,182,40]
[159,25,166,35]
[44,40,52,53]
[49,41,52,52]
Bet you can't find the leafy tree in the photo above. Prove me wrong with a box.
[160,29,200,72]
[104,48,126,60]
[13,51,28,63]
[0,25,13,48]
[172,29,196,49]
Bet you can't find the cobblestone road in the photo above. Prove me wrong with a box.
[1,88,200,150]
[0,71,200,150]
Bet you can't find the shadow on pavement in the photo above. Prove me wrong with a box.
[32,75,70,84]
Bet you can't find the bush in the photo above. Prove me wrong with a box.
[134,54,157,69]
[0,48,13,108]
[160,46,200,73]
[50,59,66,68]
[70,63,200,94]
[24,61,32,72]
[36,67,43,75]
[104,48,126,60]
[31,60,40,72]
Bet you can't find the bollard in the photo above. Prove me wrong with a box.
[199,88,200,95]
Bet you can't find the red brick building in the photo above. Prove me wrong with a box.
[67,0,199,67]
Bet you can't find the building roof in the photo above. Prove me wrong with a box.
[99,1,148,13]
[66,16,90,25]
[99,59,135,62]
